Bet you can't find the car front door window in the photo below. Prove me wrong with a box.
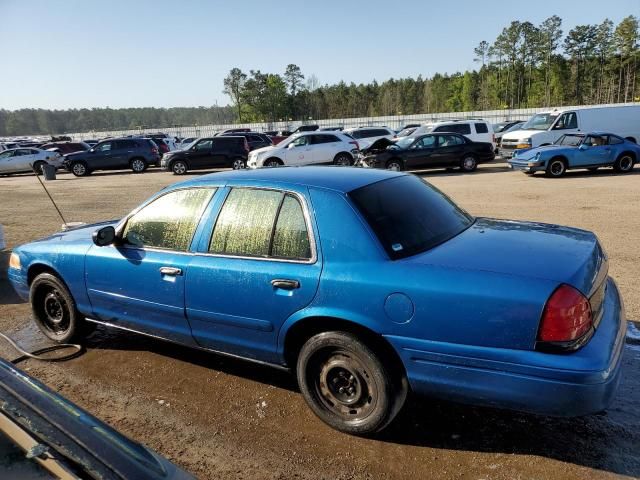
[124,188,215,251]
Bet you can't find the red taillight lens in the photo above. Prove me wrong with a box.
[538,285,592,343]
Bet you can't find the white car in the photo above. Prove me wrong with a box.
[0,148,63,175]
[343,127,396,150]
[407,120,496,149]
[247,132,359,168]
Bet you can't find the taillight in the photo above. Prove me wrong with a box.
[349,140,359,150]
[537,284,593,348]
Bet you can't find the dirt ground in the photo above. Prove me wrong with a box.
[0,163,639,479]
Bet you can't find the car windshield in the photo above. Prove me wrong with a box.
[396,128,416,138]
[505,122,524,133]
[349,175,474,260]
[394,137,415,149]
[521,113,559,131]
[554,134,584,146]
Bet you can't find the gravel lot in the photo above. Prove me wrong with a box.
[0,163,639,479]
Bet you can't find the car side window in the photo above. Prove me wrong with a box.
[607,135,623,145]
[95,142,112,152]
[194,139,213,151]
[584,135,605,147]
[0,151,13,159]
[439,135,464,147]
[414,136,436,148]
[209,188,312,260]
[291,136,308,147]
[554,112,578,130]
[123,188,215,251]
[474,123,489,134]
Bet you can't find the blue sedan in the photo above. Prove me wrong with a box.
[508,132,640,177]
[8,167,625,434]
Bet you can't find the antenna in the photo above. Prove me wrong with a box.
[32,164,68,226]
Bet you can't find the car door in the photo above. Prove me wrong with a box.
[186,186,322,362]
[309,134,340,164]
[284,135,312,165]
[0,150,16,173]
[186,138,216,169]
[87,141,117,170]
[111,140,133,168]
[432,134,465,166]
[84,187,217,344]
[403,135,437,169]
[576,135,611,167]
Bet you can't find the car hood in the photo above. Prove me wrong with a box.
[31,220,120,244]
[402,217,606,296]
[502,129,544,141]
[251,144,279,156]
[513,144,573,161]
[363,138,399,153]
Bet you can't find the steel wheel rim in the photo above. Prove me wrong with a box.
[463,157,476,170]
[550,161,564,175]
[73,163,85,175]
[233,159,245,170]
[132,159,145,171]
[620,156,632,171]
[42,289,70,333]
[173,162,186,174]
[309,349,376,422]
[387,162,401,171]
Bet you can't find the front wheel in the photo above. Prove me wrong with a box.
[30,273,88,343]
[460,155,477,172]
[171,160,188,175]
[385,159,403,171]
[297,331,405,435]
[232,158,246,170]
[333,153,352,166]
[71,162,89,177]
[130,158,147,173]
[546,158,566,177]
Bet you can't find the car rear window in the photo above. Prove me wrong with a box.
[349,175,474,260]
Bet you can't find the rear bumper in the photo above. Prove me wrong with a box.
[386,277,625,416]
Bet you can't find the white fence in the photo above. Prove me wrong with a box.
[65,102,640,140]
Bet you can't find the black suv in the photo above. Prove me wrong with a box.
[220,131,272,151]
[63,138,161,176]
[161,136,249,175]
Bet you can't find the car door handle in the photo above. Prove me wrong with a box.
[271,279,300,290]
[159,267,182,276]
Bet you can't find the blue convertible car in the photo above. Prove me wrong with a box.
[8,167,625,434]
[508,132,640,177]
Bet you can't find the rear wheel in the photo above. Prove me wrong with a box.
[71,162,89,177]
[297,331,405,435]
[130,158,147,173]
[232,158,246,170]
[386,159,403,171]
[30,273,88,343]
[171,160,188,175]
[460,155,477,172]
[546,158,566,177]
[614,154,634,173]
[333,153,352,166]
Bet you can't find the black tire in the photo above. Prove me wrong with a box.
[385,158,403,171]
[232,157,246,170]
[296,331,405,435]
[70,162,89,177]
[29,273,88,343]
[614,153,634,173]
[32,161,46,175]
[546,157,566,177]
[264,158,283,167]
[171,160,188,175]
[130,157,147,173]
[333,153,353,166]
[460,154,478,172]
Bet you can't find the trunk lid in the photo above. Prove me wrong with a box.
[405,217,607,298]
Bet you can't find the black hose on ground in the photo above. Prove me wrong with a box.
[0,331,83,364]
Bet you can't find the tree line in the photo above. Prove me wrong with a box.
[1,14,637,137]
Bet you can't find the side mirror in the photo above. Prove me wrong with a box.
[92,226,116,247]
[288,143,296,149]
[579,144,589,150]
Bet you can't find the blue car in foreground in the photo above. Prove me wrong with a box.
[8,167,625,434]
[508,132,640,177]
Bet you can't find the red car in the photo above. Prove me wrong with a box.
[40,141,90,155]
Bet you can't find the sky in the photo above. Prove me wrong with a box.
[0,0,638,110]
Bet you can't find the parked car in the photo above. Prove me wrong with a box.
[0,148,63,174]
[40,141,90,155]
[508,132,640,177]
[500,105,640,158]
[247,132,359,168]
[343,127,396,150]
[408,120,496,150]
[216,128,251,136]
[494,121,525,153]
[8,167,625,434]
[268,130,293,145]
[220,131,273,150]
[63,138,160,176]
[396,127,418,138]
[361,133,494,172]
[161,136,249,174]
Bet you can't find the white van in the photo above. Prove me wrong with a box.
[500,105,640,158]
[408,120,495,149]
